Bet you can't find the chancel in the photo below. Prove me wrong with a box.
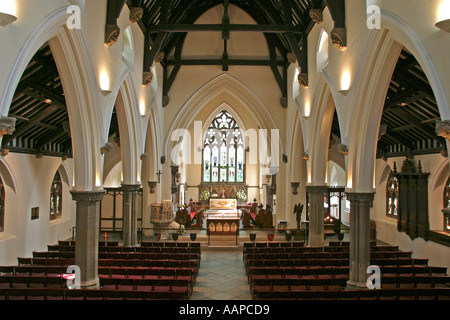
[0,0,449,303]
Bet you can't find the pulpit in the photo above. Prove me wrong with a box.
[150,201,174,239]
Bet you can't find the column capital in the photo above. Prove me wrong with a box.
[70,190,105,202]
[121,184,142,192]
[0,116,16,138]
[345,192,375,206]
[436,120,450,141]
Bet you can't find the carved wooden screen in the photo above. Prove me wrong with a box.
[394,159,430,241]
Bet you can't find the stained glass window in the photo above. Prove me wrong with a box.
[203,110,244,183]
[444,175,450,209]
[443,176,450,233]
[50,171,62,221]
[0,178,4,232]
[386,171,398,217]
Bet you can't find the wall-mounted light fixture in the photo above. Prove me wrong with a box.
[139,100,147,117]
[339,70,351,95]
[0,1,17,27]
[100,71,112,95]
[436,1,450,32]
[436,19,450,32]
[303,102,311,119]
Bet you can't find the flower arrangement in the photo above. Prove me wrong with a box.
[200,189,211,201]
[236,189,247,202]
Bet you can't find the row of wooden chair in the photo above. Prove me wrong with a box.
[253,288,450,300]
[0,268,195,298]
[48,245,200,255]
[0,287,187,300]
[243,241,378,249]
[243,245,400,255]
[1,265,196,280]
[245,258,428,271]
[32,251,202,263]
[244,251,413,261]
[243,242,305,248]
[141,242,201,248]
[56,241,119,247]
[250,272,450,290]
[248,265,447,281]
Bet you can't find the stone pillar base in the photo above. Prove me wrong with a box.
[346,280,368,290]
[80,277,100,289]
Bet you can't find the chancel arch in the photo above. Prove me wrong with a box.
[165,74,283,209]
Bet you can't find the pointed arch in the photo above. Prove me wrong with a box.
[317,30,330,73]
[0,6,102,191]
[306,74,343,186]
[0,159,18,194]
[105,70,143,185]
[347,10,449,193]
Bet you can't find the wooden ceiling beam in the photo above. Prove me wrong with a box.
[4,104,60,143]
[146,23,304,33]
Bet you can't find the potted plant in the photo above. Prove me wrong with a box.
[236,189,247,205]
[200,189,211,205]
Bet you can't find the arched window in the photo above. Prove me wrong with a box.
[317,30,329,73]
[122,27,135,68]
[50,171,62,221]
[0,177,5,232]
[386,171,399,217]
[444,175,450,209]
[203,110,244,183]
[443,176,450,233]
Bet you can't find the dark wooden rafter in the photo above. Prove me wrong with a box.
[142,0,170,87]
[2,43,72,159]
[105,0,127,47]
[323,0,347,50]
[377,49,445,158]
[280,0,308,87]
[128,1,344,105]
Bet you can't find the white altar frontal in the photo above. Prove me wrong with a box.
[205,198,241,218]
[206,199,241,235]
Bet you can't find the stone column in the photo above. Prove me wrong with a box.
[306,185,328,247]
[70,190,105,289]
[122,184,141,246]
[346,192,375,289]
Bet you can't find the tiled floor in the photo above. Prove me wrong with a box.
[190,248,253,300]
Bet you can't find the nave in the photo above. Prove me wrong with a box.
[1,233,449,301]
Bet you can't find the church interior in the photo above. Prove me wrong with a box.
[0,0,449,303]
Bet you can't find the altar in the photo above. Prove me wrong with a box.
[205,199,241,235]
